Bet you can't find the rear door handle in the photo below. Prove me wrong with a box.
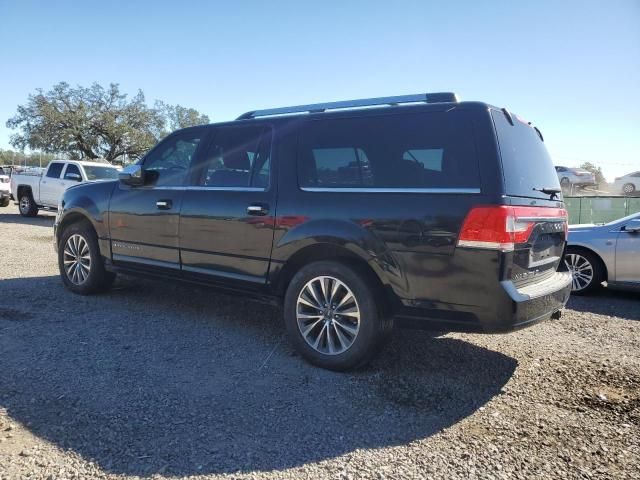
[156,199,172,210]
[247,203,269,216]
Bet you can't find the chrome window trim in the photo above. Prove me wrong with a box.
[130,186,267,192]
[299,187,481,194]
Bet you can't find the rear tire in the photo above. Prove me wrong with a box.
[284,260,390,371]
[58,221,116,295]
[18,193,38,217]
[622,183,636,195]
[564,248,604,295]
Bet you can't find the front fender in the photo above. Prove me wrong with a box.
[55,181,117,251]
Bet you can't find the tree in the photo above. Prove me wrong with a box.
[0,149,56,167]
[156,102,210,132]
[579,162,606,185]
[6,82,209,163]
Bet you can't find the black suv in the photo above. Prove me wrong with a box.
[54,92,572,370]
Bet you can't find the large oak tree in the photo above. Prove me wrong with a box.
[6,82,209,163]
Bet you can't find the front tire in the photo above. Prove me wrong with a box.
[18,193,38,217]
[284,261,390,371]
[58,222,116,295]
[0,198,9,207]
[564,248,604,295]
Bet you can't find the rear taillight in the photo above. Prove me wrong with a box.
[457,205,568,252]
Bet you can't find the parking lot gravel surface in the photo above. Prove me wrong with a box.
[1,203,639,480]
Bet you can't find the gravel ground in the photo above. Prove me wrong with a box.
[1,203,639,480]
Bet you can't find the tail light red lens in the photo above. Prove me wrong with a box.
[457,205,568,252]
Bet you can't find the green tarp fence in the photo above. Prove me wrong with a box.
[565,196,640,224]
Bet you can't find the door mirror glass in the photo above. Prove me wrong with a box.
[119,164,145,186]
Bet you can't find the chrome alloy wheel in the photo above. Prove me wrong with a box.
[296,275,361,355]
[19,196,30,214]
[564,253,594,292]
[63,234,91,285]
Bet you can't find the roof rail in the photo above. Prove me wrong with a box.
[236,92,458,120]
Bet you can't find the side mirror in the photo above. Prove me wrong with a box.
[66,173,82,182]
[622,220,640,233]
[119,164,145,186]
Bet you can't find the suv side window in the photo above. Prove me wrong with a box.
[63,164,82,180]
[297,111,479,189]
[46,163,65,179]
[310,148,373,187]
[196,125,271,188]
[143,131,203,186]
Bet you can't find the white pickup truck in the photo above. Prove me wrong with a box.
[10,160,119,217]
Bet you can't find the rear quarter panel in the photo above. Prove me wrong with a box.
[11,174,41,202]
[567,228,615,281]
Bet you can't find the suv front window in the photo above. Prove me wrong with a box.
[143,132,203,186]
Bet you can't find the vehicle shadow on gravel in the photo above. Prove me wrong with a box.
[567,288,640,321]
[0,275,517,476]
[0,210,55,226]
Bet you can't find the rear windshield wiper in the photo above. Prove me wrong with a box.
[533,187,561,199]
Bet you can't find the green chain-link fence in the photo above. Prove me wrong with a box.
[565,196,640,224]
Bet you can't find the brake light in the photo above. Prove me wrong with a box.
[457,206,568,252]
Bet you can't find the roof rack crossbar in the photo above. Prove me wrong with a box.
[236,92,458,120]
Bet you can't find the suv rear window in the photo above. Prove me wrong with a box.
[491,110,560,200]
[298,111,479,189]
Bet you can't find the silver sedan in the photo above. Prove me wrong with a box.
[565,213,640,294]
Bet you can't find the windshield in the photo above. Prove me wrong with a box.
[83,166,119,180]
[605,212,640,226]
[491,110,561,201]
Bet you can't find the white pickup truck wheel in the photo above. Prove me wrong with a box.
[18,193,39,217]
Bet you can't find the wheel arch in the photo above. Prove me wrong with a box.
[272,242,397,315]
[16,184,33,199]
[56,210,96,247]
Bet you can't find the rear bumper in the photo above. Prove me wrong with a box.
[395,271,572,333]
[489,271,572,332]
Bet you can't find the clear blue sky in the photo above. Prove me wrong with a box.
[0,0,638,180]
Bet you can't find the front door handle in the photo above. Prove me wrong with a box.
[247,203,269,216]
[156,199,172,210]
